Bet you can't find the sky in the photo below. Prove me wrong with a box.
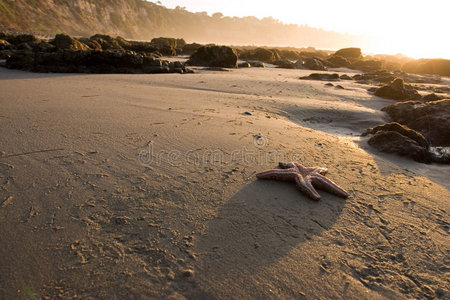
[155,0,450,59]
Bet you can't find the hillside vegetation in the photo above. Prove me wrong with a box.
[0,0,360,48]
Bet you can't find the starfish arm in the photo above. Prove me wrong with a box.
[256,168,297,181]
[294,175,321,201]
[311,175,349,198]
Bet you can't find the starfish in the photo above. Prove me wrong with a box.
[256,162,349,201]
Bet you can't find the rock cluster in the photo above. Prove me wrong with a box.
[1,33,191,74]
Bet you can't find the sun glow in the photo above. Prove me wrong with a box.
[157,0,450,59]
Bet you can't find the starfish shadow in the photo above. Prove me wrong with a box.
[192,180,346,298]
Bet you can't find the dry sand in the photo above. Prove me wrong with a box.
[0,66,449,299]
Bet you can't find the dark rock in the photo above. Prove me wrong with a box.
[78,38,102,50]
[6,49,190,74]
[240,48,278,63]
[238,62,251,68]
[352,59,383,72]
[368,131,431,163]
[33,41,56,52]
[187,46,237,68]
[5,50,34,70]
[402,58,450,77]
[362,122,429,149]
[325,83,334,87]
[300,73,340,81]
[89,34,123,51]
[243,111,252,115]
[182,43,203,55]
[54,34,90,51]
[274,59,296,69]
[334,47,362,59]
[0,39,12,50]
[16,43,32,51]
[249,61,265,68]
[327,55,351,68]
[340,74,352,80]
[117,36,157,53]
[382,99,450,146]
[423,93,443,102]
[279,50,301,60]
[335,85,345,89]
[353,70,398,84]
[302,57,326,70]
[6,34,40,45]
[374,78,422,100]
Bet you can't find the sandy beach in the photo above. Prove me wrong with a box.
[0,66,449,299]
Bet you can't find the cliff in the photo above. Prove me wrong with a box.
[0,0,361,48]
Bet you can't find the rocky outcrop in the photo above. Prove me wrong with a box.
[186,46,237,68]
[367,130,431,163]
[374,78,422,100]
[3,33,192,74]
[6,49,190,74]
[362,122,429,149]
[402,58,450,77]
[382,99,450,146]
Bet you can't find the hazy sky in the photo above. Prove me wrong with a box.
[156,0,450,58]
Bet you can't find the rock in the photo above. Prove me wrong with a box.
[300,73,340,81]
[182,43,203,55]
[325,83,334,87]
[89,34,123,51]
[302,57,326,70]
[238,62,251,68]
[53,34,90,51]
[402,58,450,77]
[382,99,450,146]
[423,93,443,102]
[16,43,32,51]
[249,61,265,68]
[78,38,102,50]
[0,39,12,50]
[6,34,40,45]
[279,50,301,60]
[334,47,362,59]
[353,70,398,84]
[340,74,352,80]
[33,41,56,52]
[186,46,237,68]
[240,48,278,63]
[6,49,190,74]
[274,59,296,69]
[362,122,429,149]
[335,85,345,89]
[352,59,383,72]
[5,50,35,70]
[117,37,157,53]
[327,55,351,68]
[374,78,422,100]
[368,131,431,163]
